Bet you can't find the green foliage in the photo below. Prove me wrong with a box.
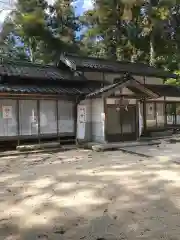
[81,0,180,70]
[0,0,80,64]
[1,0,180,80]
[166,71,180,85]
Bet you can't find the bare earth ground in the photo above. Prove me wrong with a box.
[1,150,180,240]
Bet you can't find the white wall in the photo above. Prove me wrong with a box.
[77,98,105,143]
[106,98,136,105]
[19,100,38,136]
[0,99,17,136]
[145,77,164,85]
[40,100,57,134]
[83,71,164,86]
[133,75,144,83]
[58,100,75,134]
[0,98,76,138]
[165,97,180,102]
[92,98,105,142]
[104,73,122,83]
[84,72,123,84]
[133,76,164,85]
[77,99,92,141]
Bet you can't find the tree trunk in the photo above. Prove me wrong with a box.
[131,46,136,62]
[28,38,35,63]
[149,32,155,66]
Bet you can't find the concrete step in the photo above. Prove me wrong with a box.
[150,130,173,138]
[16,141,61,151]
[82,140,161,152]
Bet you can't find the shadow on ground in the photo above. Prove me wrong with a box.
[0,150,180,239]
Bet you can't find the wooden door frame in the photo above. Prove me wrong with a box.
[105,103,138,142]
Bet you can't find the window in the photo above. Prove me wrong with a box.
[166,103,175,125]
[19,100,38,136]
[146,103,156,128]
[0,99,17,136]
[176,103,180,124]
[40,100,57,134]
[58,100,75,134]
[156,103,165,127]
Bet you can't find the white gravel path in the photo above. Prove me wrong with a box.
[0,149,180,240]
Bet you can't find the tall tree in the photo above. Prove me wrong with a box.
[81,0,178,68]
[0,0,80,64]
[80,0,145,61]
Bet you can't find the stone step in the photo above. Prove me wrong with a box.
[16,141,61,151]
[83,140,161,152]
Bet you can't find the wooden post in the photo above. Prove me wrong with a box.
[155,102,157,128]
[17,99,20,146]
[103,97,107,143]
[37,99,40,144]
[142,98,147,136]
[75,98,78,145]
[136,100,139,140]
[56,99,60,143]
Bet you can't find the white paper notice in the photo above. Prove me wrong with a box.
[139,105,143,137]
[77,105,86,139]
[79,106,86,123]
[2,106,12,119]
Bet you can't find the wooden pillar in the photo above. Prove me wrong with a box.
[56,99,60,143]
[37,99,40,144]
[103,97,107,143]
[75,97,79,145]
[136,100,139,140]
[155,102,157,128]
[17,99,20,146]
[74,98,78,144]
[142,98,147,136]
[102,72,105,87]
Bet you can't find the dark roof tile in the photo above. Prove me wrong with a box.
[0,84,100,96]
[61,54,176,79]
[0,60,84,81]
[85,76,159,99]
[145,84,180,97]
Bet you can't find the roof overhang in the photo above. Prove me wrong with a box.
[59,53,177,79]
[85,74,160,99]
[144,84,180,97]
[128,80,160,99]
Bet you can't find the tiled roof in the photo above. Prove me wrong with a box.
[86,73,131,98]
[60,54,176,79]
[145,84,180,97]
[86,82,126,98]
[0,84,99,95]
[0,60,84,81]
[85,74,159,99]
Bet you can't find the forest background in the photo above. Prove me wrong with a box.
[0,0,180,84]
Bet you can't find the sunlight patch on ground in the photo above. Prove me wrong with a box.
[29,177,55,189]
[2,150,180,239]
[51,189,107,213]
[20,187,40,197]
[0,174,19,183]
[21,209,59,228]
[0,155,19,160]
[53,182,77,191]
[21,193,53,208]
[158,170,180,182]
[156,155,176,161]
[4,205,26,218]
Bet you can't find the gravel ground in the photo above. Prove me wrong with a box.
[1,149,180,240]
